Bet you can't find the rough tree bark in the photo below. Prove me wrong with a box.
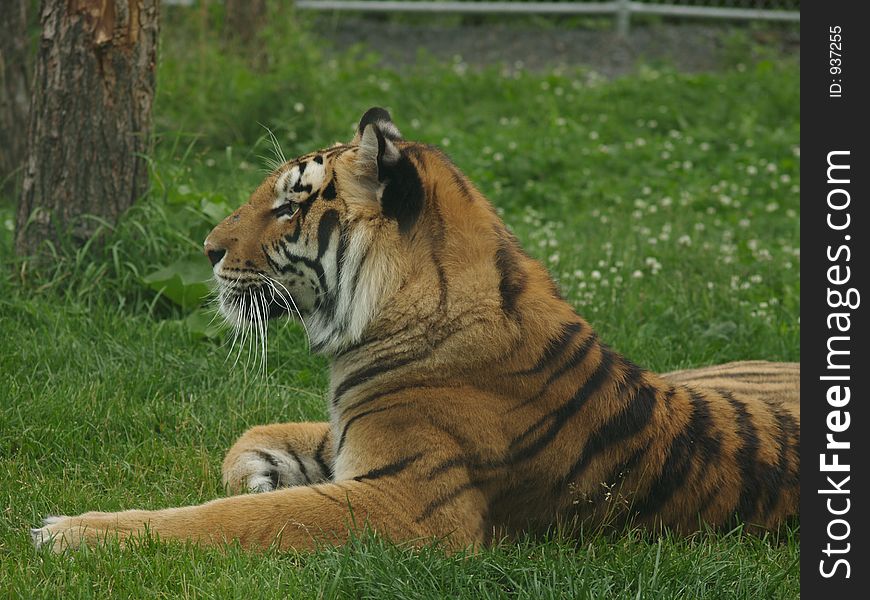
[15,0,159,257]
[0,0,32,187]
[224,0,267,46]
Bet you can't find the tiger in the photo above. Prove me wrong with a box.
[32,107,800,552]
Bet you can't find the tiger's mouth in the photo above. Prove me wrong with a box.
[214,276,295,326]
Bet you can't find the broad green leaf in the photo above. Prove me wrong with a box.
[143,255,213,309]
[185,307,223,339]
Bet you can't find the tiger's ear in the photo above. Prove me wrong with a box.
[353,112,423,235]
[351,107,403,145]
[357,122,401,182]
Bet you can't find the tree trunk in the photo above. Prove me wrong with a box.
[0,0,32,187]
[15,0,159,257]
[224,0,267,46]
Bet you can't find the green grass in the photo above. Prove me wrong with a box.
[1,11,798,599]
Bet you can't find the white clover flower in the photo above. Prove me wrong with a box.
[632,270,643,279]
[591,270,602,279]
[677,234,692,246]
[293,102,305,113]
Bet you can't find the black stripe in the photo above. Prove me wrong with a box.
[515,321,584,376]
[353,453,423,482]
[278,250,325,292]
[510,338,604,447]
[430,201,449,310]
[331,229,349,327]
[267,468,280,489]
[347,244,371,308]
[311,486,344,507]
[762,406,800,515]
[314,434,333,480]
[510,347,615,464]
[601,439,651,487]
[255,450,279,467]
[721,391,763,524]
[675,369,799,381]
[313,154,324,164]
[317,209,340,259]
[322,178,337,200]
[415,478,490,524]
[633,388,719,520]
[287,449,310,484]
[337,403,409,454]
[332,357,418,407]
[564,375,657,483]
[510,331,600,413]
[494,242,527,318]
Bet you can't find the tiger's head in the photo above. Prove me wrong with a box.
[206,107,555,357]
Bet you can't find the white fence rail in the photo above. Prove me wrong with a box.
[292,0,800,34]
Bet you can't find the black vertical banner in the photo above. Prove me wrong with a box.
[802,1,868,596]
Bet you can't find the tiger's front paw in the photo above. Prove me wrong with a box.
[222,449,316,495]
[31,515,86,552]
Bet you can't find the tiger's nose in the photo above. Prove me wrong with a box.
[205,245,226,267]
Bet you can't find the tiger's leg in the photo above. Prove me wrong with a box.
[221,422,333,494]
[32,480,484,553]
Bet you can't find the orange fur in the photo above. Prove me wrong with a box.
[33,109,799,552]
